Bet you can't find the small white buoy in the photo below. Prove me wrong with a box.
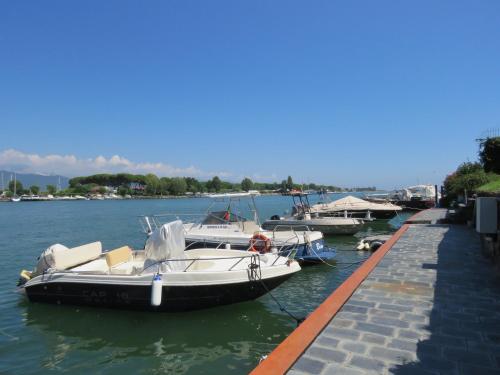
[356,240,366,251]
[225,243,231,250]
[151,274,162,307]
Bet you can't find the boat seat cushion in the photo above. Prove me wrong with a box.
[106,246,132,268]
[53,241,102,270]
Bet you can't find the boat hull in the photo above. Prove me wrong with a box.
[185,237,330,264]
[261,220,362,235]
[314,210,397,220]
[24,273,294,312]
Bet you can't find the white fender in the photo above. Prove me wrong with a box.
[151,274,163,306]
[356,240,365,251]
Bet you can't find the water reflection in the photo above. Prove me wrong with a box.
[24,299,293,374]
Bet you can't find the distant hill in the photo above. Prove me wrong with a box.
[0,170,69,191]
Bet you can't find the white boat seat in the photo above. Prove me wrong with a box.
[106,246,132,268]
[54,241,102,270]
[71,258,109,273]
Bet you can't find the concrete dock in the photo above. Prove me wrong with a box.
[251,209,500,375]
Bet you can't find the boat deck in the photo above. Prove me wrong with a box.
[251,209,500,375]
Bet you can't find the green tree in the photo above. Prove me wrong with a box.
[144,173,160,195]
[211,176,222,192]
[286,176,294,190]
[169,177,187,196]
[444,162,489,197]
[185,177,201,193]
[29,185,40,195]
[46,184,57,195]
[241,177,253,192]
[9,180,23,194]
[159,177,171,195]
[480,137,500,173]
[117,185,130,196]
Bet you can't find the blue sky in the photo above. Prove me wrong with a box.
[0,0,498,188]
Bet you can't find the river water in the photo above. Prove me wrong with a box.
[0,194,409,375]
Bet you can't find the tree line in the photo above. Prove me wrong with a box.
[61,174,344,196]
[1,172,353,197]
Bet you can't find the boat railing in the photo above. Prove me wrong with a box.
[138,252,287,275]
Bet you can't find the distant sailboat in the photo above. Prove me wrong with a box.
[11,173,21,202]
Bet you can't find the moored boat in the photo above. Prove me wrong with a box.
[18,221,300,312]
[310,194,402,220]
[262,192,364,235]
[142,192,335,265]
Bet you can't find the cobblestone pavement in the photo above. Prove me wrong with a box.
[288,216,500,374]
[405,208,448,224]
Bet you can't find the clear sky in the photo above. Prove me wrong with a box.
[1,1,498,189]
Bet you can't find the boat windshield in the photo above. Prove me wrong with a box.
[201,211,247,224]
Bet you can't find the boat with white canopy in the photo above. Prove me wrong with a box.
[18,220,300,311]
[310,194,402,220]
[262,192,364,235]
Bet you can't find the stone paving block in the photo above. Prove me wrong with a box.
[360,333,386,345]
[440,326,483,341]
[323,326,360,341]
[368,308,401,319]
[330,319,354,328]
[402,313,428,323]
[364,296,394,304]
[342,305,368,314]
[292,356,325,374]
[369,346,417,362]
[370,316,410,329]
[355,322,395,337]
[415,354,459,372]
[442,347,493,366]
[307,346,347,364]
[397,329,423,341]
[378,303,414,313]
[349,355,386,373]
[459,364,500,375]
[388,338,418,352]
[346,299,376,308]
[339,340,367,354]
[323,364,364,375]
[316,336,339,348]
[335,312,367,322]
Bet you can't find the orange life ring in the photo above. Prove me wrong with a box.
[249,233,271,253]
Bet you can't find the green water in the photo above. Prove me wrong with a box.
[0,195,409,374]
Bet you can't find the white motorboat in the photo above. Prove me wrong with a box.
[142,193,334,265]
[310,194,402,220]
[262,192,364,235]
[387,184,439,210]
[18,221,300,312]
